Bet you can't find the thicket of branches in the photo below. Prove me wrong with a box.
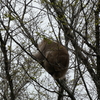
[0,0,100,100]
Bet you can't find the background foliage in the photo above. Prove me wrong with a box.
[0,0,100,100]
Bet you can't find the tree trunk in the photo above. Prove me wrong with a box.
[95,0,100,99]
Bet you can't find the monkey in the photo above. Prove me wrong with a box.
[34,38,69,80]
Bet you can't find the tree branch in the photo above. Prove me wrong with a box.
[0,34,15,100]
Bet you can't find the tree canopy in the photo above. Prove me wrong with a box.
[0,0,100,100]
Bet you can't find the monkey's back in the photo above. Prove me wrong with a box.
[43,40,69,79]
[37,39,69,79]
[44,49,69,79]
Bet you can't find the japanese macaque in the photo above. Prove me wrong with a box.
[34,38,69,79]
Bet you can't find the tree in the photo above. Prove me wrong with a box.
[0,0,100,100]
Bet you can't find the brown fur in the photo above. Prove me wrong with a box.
[34,38,69,79]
